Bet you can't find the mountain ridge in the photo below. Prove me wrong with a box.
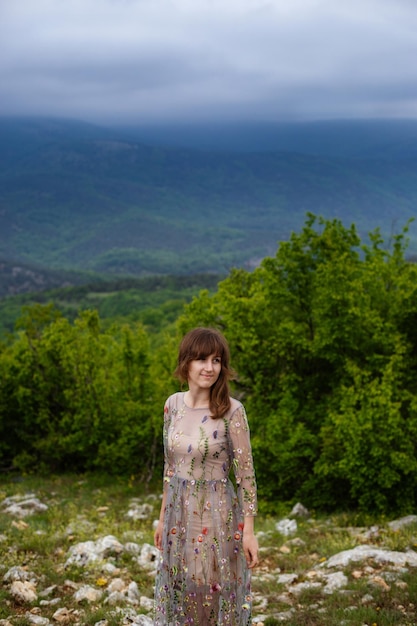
[1,116,416,280]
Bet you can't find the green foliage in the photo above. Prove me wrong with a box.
[0,305,165,476]
[178,214,417,513]
[0,273,223,337]
[2,214,417,514]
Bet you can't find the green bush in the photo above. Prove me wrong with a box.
[178,214,417,512]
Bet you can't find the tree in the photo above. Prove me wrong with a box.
[177,214,417,512]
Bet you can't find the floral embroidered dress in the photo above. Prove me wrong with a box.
[154,392,257,626]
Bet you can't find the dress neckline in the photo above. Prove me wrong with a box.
[182,392,209,410]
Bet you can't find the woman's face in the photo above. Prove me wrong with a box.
[187,354,222,391]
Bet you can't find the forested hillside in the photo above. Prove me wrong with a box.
[1,117,417,280]
[1,216,417,514]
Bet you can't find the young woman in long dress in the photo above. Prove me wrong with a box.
[154,327,258,625]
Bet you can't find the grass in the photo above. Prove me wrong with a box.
[1,474,417,625]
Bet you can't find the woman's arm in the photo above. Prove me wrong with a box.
[228,404,259,568]
[154,486,167,551]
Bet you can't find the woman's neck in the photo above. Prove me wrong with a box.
[184,388,210,409]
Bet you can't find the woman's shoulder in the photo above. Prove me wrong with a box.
[228,396,244,416]
[164,391,184,410]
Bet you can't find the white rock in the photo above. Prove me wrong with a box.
[388,515,417,531]
[126,503,153,521]
[24,613,50,626]
[125,615,153,626]
[65,540,98,567]
[95,535,124,557]
[39,585,57,597]
[107,578,125,593]
[39,598,62,606]
[102,562,119,574]
[127,581,140,604]
[3,497,48,518]
[322,571,348,594]
[277,573,298,585]
[136,543,159,571]
[289,581,322,596]
[106,591,128,605]
[52,608,75,623]
[322,545,417,569]
[275,518,297,536]
[125,542,141,554]
[65,535,124,568]
[74,585,103,603]
[140,595,154,611]
[290,502,310,518]
[10,580,37,603]
[4,566,37,583]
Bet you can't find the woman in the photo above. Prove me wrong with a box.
[154,327,258,625]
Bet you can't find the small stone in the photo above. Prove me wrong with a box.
[106,590,127,605]
[136,543,159,571]
[40,598,62,606]
[290,502,310,518]
[73,585,103,603]
[361,593,374,604]
[277,573,298,585]
[25,612,50,626]
[4,566,36,583]
[286,537,306,548]
[10,580,37,603]
[125,502,153,521]
[388,515,417,531]
[370,575,390,591]
[52,607,76,624]
[39,585,57,597]
[12,519,29,530]
[276,518,297,536]
[395,580,408,590]
[322,571,348,594]
[140,595,154,611]
[4,496,48,518]
[127,581,140,604]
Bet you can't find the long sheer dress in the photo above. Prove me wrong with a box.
[154,392,258,626]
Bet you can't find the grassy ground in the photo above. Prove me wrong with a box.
[1,474,417,625]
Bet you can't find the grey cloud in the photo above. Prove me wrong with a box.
[0,0,417,122]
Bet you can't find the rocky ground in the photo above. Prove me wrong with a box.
[1,477,417,626]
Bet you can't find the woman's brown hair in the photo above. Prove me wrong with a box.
[174,327,236,419]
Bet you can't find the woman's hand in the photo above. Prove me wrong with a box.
[154,519,164,551]
[242,531,259,569]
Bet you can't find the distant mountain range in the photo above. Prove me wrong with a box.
[1,116,417,293]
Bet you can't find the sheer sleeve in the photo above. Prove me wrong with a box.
[228,404,258,517]
[163,400,175,483]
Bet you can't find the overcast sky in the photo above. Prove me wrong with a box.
[1,0,416,125]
